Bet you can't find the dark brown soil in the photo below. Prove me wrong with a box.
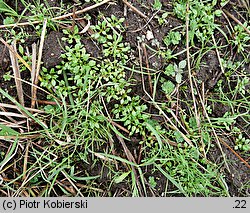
[42,31,65,69]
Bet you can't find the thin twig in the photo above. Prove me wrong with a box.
[218,137,250,169]
[0,106,18,123]
[141,43,153,96]
[185,3,204,153]
[9,75,60,103]
[14,149,58,196]
[61,170,84,197]
[193,80,230,172]
[109,119,130,134]
[0,141,19,173]
[116,134,144,196]
[223,9,250,36]
[122,0,148,19]
[0,134,41,140]
[130,9,160,33]
[0,121,25,129]
[79,19,91,34]
[212,34,225,74]
[0,103,45,113]
[56,180,77,196]
[22,142,30,181]
[0,111,26,118]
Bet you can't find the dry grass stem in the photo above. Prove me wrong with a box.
[31,43,37,108]
[223,9,250,35]
[8,40,24,106]
[0,0,112,29]
[0,38,32,71]
[122,0,148,19]
[0,103,45,113]
[31,19,47,108]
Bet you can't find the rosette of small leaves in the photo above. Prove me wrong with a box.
[161,78,175,96]
[103,33,130,61]
[91,16,131,103]
[98,59,126,82]
[91,20,111,44]
[41,26,98,101]
[104,80,132,102]
[235,134,250,152]
[112,96,149,135]
[163,31,181,46]
[106,15,125,32]
[61,45,97,84]
[98,58,130,102]
[232,127,250,152]
[91,16,129,61]
[40,67,59,91]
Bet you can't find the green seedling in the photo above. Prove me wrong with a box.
[148,176,157,189]
[161,78,175,96]
[164,60,186,84]
[156,12,169,26]
[153,0,162,10]
[231,23,250,53]
[163,31,181,46]
[235,134,250,152]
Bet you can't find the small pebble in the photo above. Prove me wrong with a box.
[146,30,154,40]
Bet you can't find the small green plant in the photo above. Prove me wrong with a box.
[161,79,175,97]
[3,72,12,81]
[210,111,236,131]
[153,0,162,10]
[235,76,249,95]
[102,33,130,61]
[113,96,149,135]
[164,60,186,84]
[161,49,175,61]
[155,12,169,26]
[235,134,250,152]
[41,26,98,103]
[163,31,182,46]
[91,15,125,44]
[148,176,157,189]
[232,127,250,152]
[173,0,222,45]
[91,15,150,136]
[144,143,228,196]
[231,23,250,53]
[222,58,241,78]
[3,16,15,25]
